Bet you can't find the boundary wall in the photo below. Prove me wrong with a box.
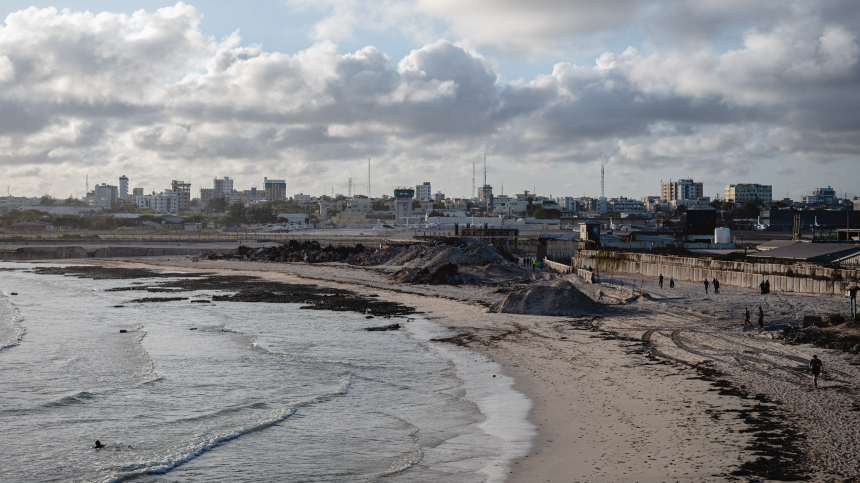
[572,250,859,296]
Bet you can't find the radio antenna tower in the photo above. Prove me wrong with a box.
[86,174,89,194]
[347,176,352,198]
[483,152,487,186]
[600,164,605,198]
[367,158,371,198]
[472,161,475,198]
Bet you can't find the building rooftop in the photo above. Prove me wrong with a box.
[750,243,860,262]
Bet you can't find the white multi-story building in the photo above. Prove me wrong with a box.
[803,186,838,205]
[432,191,445,201]
[137,190,179,214]
[119,175,129,201]
[415,182,432,201]
[2,196,41,210]
[214,177,233,196]
[171,180,191,212]
[725,183,772,203]
[93,184,119,209]
[348,196,372,213]
[559,196,581,213]
[294,193,312,202]
[661,179,704,203]
[609,197,646,213]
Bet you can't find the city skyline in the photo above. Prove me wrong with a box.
[0,2,859,200]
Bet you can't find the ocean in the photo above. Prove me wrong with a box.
[0,262,532,482]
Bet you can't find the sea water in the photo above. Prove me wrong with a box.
[0,262,532,482]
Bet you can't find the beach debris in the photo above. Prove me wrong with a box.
[363,323,401,331]
[489,280,601,316]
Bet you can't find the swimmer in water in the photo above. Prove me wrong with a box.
[94,440,104,449]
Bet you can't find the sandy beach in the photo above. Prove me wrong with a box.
[77,255,860,482]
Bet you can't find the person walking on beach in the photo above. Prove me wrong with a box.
[759,280,766,295]
[704,279,709,294]
[669,275,674,288]
[659,274,664,289]
[809,355,823,389]
[744,308,751,327]
[757,306,764,329]
[713,278,720,294]
[765,280,771,295]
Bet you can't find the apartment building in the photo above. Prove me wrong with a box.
[660,179,703,202]
[725,183,772,203]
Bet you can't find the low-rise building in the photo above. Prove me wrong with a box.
[725,183,772,203]
[609,197,646,213]
[348,196,372,213]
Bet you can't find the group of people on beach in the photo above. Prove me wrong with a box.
[521,257,543,270]
[658,274,674,289]
[743,306,765,329]
[703,278,720,294]
[759,280,771,294]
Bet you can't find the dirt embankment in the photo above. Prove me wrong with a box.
[489,280,601,316]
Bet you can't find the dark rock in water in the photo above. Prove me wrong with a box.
[190,328,198,330]
[119,329,127,333]
[10,292,18,295]
[190,300,211,303]
[113,305,125,308]
[129,297,189,303]
[489,280,601,316]
[364,323,401,331]
[365,315,374,319]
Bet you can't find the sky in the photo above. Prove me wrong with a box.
[0,1,859,202]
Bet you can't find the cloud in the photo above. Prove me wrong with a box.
[1,2,859,198]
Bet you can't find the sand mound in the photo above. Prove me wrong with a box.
[489,280,601,316]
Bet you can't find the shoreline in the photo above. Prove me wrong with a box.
[79,257,771,481]
[19,255,860,480]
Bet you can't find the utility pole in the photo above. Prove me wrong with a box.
[367,158,371,198]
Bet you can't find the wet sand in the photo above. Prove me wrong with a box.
[65,257,860,481]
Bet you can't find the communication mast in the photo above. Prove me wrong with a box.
[347,176,352,198]
[483,152,487,186]
[367,158,371,198]
[472,161,475,199]
[601,165,605,198]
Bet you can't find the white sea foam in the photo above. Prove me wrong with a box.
[0,294,25,351]
[104,405,299,483]
[408,318,536,483]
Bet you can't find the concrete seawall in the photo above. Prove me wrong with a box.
[0,246,207,260]
[572,250,860,296]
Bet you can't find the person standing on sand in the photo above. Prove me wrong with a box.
[669,275,674,288]
[760,280,766,295]
[744,308,751,327]
[765,280,771,295]
[757,306,764,328]
[704,279,709,294]
[659,274,664,289]
[713,278,720,294]
[809,355,823,389]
